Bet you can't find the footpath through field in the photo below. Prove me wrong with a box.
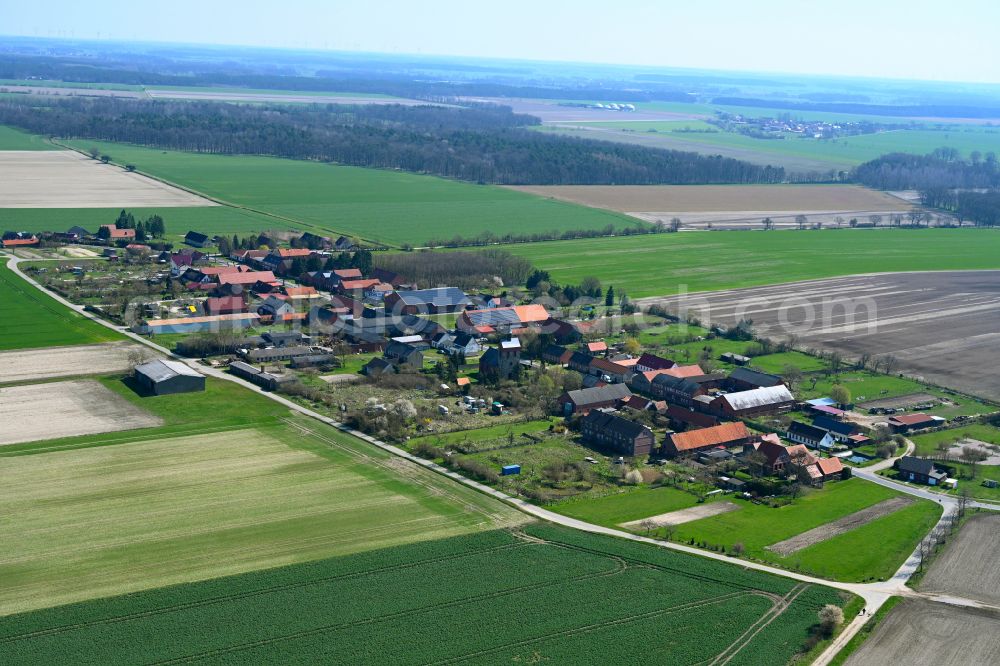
[5,253,998,665]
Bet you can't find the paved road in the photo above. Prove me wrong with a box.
[6,253,998,665]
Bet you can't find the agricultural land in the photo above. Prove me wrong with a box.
[640,270,1000,400]
[42,139,635,246]
[507,183,912,229]
[0,151,216,208]
[0,523,848,664]
[0,261,122,350]
[506,228,1000,297]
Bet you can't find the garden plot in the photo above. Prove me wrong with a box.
[766,497,912,556]
[0,379,161,445]
[621,501,738,529]
[0,151,217,207]
[0,342,149,383]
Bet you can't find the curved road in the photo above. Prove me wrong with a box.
[5,253,998,665]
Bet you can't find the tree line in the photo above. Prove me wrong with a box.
[373,249,534,291]
[0,96,787,186]
[853,149,1000,191]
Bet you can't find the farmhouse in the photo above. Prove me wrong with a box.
[646,373,720,407]
[661,364,709,379]
[217,270,277,287]
[543,344,572,366]
[888,413,944,433]
[662,404,721,429]
[787,421,836,450]
[580,410,655,457]
[479,339,522,381]
[458,304,551,335]
[585,341,607,355]
[663,422,753,458]
[2,234,39,248]
[708,385,795,418]
[257,295,294,319]
[362,357,396,377]
[384,341,424,371]
[727,367,784,391]
[896,456,948,485]
[262,330,309,347]
[635,353,675,372]
[559,384,632,416]
[204,295,246,316]
[587,357,634,384]
[133,359,206,396]
[384,287,471,314]
[812,414,865,442]
[101,224,135,241]
[184,231,210,248]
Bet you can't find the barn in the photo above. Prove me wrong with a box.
[134,359,206,396]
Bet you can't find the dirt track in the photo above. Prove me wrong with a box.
[621,501,738,528]
[640,271,1000,401]
[919,513,1000,606]
[0,379,161,445]
[0,151,217,208]
[0,342,151,383]
[846,599,1000,665]
[767,497,912,556]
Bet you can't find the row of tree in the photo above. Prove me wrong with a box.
[0,96,787,186]
[373,248,533,291]
[853,150,1000,191]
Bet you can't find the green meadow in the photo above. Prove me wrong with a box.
[57,140,634,246]
[507,228,1000,297]
[0,262,121,350]
[0,125,58,150]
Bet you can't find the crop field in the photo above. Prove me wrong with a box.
[59,139,633,246]
[665,480,941,582]
[0,523,848,664]
[0,151,216,208]
[642,270,1000,401]
[0,342,145,383]
[0,262,121,350]
[507,228,1000,298]
[507,183,908,214]
[0,415,521,616]
[0,125,57,150]
[844,599,1000,666]
[0,205,280,240]
[0,379,162,446]
[918,513,1000,606]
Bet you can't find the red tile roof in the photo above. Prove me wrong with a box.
[586,341,607,353]
[2,237,39,247]
[333,268,363,279]
[888,413,937,426]
[456,377,471,386]
[340,278,381,290]
[217,270,277,285]
[816,457,844,476]
[662,364,705,378]
[669,422,751,452]
[276,248,313,258]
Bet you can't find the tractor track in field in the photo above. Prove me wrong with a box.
[705,584,810,666]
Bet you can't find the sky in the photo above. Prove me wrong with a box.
[5,0,1000,84]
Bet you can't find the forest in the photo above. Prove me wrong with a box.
[0,96,786,185]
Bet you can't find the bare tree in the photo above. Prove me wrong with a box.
[880,355,898,375]
[762,217,774,231]
[795,214,808,230]
[639,519,657,536]
[959,446,988,479]
[957,487,971,519]
[869,214,882,227]
[857,352,872,371]
[782,364,804,390]
[669,217,682,232]
[732,542,745,557]
[834,216,845,228]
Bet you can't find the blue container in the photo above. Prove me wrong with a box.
[501,464,521,476]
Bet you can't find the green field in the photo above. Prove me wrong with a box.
[53,139,634,246]
[0,205,280,240]
[0,125,57,150]
[506,229,1000,297]
[551,484,699,525]
[0,412,520,617]
[0,522,849,664]
[0,262,121,350]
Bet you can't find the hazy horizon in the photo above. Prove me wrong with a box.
[5,0,1000,85]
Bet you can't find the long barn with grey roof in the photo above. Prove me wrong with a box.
[384,287,471,314]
